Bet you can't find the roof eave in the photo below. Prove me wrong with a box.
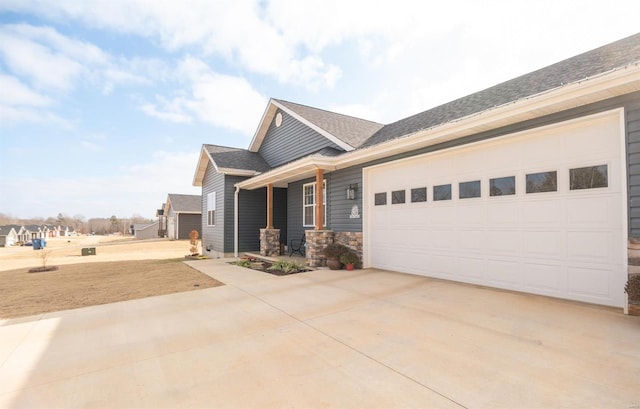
[248,99,356,153]
[235,63,640,190]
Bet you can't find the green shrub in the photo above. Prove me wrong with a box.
[625,275,640,301]
[268,260,306,273]
[233,259,253,268]
[339,251,359,265]
[322,243,349,259]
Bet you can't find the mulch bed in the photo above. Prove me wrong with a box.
[230,259,311,276]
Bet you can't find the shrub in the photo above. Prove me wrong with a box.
[268,260,306,274]
[322,243,349,259]
[625,275,640,301]
[339,251,359,266]
[233,259,253,268]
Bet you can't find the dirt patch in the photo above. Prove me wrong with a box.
[0,259,223,319]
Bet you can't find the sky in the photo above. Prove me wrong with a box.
[1,1,639,220]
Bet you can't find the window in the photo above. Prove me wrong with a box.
[570,165,608,190]
[459,180,481,199]
[526,171,557,193]
[433,184,451,201]
[303,181,326,227]
[374,192,387,206]
[411,187,427,203]
[392,190,406,204]
[207,192,216,226]
[490,176,516,196]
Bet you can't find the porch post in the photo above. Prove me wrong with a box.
[315,168,324,230]
[266,183,274,229]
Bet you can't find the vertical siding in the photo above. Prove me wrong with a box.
[177,213,201,240]
[259,110,344,168]
[627,100,640,236]
[201,166,225,253]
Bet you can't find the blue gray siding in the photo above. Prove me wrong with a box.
[328,166,363,232]
[626,98,640,236]
[259,110,344,168]
[201,166,225,253]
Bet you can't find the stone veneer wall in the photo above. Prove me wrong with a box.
[305,230,334,267]
[260,228,280,257]
[627,238,640,316]
[334,232,363,267]
[305,230,363,268]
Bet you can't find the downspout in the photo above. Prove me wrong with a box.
[234,185,239,258]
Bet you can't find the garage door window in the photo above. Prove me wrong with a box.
[526,171,557,193]
[375,192,387,206]
[411,187,427,202]
[490,176,516,196]
[459,180,481,199]
[392,190,406,204]
[570,165,608,190]
[433,184,452,201]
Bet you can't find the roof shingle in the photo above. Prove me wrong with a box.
[205,144,271,172]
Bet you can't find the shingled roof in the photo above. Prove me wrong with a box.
[205,144,271,172]
[274,99,383,148]
[362,32,640,148]
[167,194,201,213]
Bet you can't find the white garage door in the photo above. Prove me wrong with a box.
[364,110,626,307]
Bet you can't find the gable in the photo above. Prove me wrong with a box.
[257,109,346,168]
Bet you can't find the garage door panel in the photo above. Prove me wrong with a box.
[567,266,612,299]
[566,231,613,261]
[485,230,520,253]
[522,200,563,225]
[486,259,522,285]
[523,263,565,293]
[566,196,616,226]
[365,110,625,307]
[525,231,563,257]
[487,202,520,224]
[456,257,486,280]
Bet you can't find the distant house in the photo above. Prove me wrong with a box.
[133,222,160,240]
[0,226,18,247]
[164,194,202,240]
[193,33,640,312]
[3,225,29,243]
[24,225,43,239]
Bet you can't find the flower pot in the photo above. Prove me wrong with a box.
[345,263,354,271]
[326,258,342,270]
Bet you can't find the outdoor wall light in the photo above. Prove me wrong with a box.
[346,183,357,200]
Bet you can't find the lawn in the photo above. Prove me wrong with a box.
[0,258,223,319]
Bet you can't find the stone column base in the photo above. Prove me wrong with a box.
[305,230,334,267]
[260,228,280,257]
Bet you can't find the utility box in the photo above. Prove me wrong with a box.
[32,239,46,250]
[81,247,96,256]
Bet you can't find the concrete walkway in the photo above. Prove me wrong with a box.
[1,259,639,408]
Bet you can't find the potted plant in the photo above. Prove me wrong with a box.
[339,251,359,271]
[321,243,348,270]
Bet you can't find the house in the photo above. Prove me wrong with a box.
[193,33,640,313]
[0,226,18,247]
[164,194,202,240]
[133,222,160,240]
[24,225,43,240]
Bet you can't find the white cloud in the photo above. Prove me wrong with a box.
[0,74,52,107]
[139,57,266,134]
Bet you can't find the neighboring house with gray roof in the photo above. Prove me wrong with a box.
[164,194,202,240]
[194,32,640,314]
[133,222,160,240]
[0,226,18,247]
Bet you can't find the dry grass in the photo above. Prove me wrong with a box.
[0,258,223,319]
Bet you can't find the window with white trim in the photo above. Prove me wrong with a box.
[207,192,216,226]
[303,181,326,227]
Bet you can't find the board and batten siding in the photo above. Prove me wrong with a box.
[259,110,344,168]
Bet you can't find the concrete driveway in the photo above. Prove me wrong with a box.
[1,259,639,408]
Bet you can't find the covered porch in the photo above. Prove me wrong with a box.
[233,155,362,267]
